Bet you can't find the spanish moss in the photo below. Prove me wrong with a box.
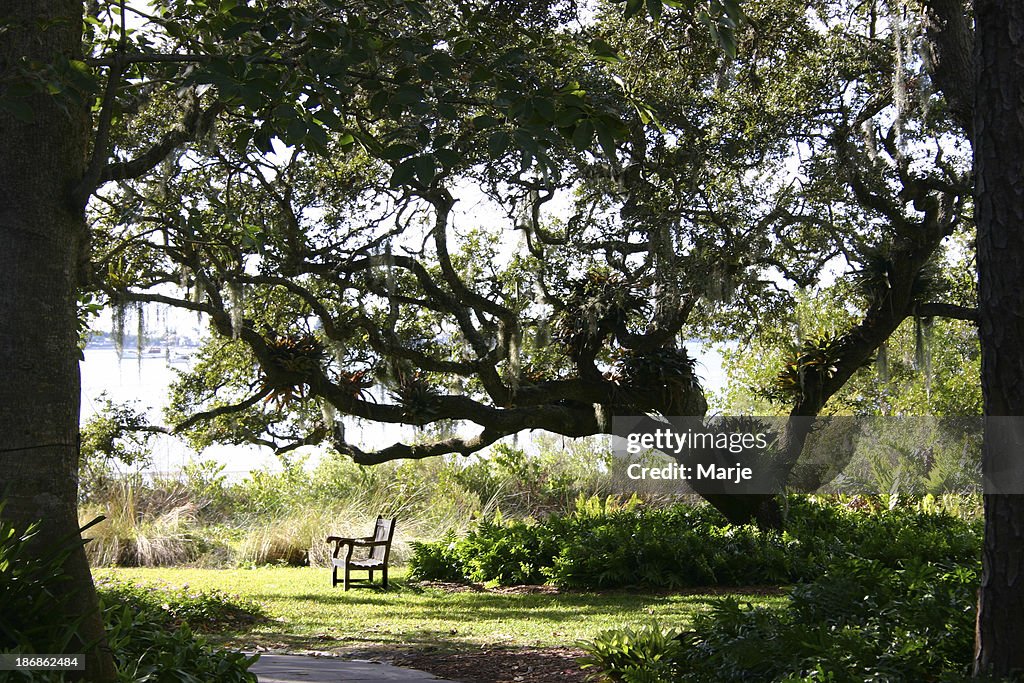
[112,297,126,361]
[876,341,890,384]
[508,327,521,391]
[914,316,934,399]
[321,398,337,430]
[136,301,145,371]
[227,281,244,339]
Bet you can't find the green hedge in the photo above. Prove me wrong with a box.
[409,497,982,590]
[580,559,978,682]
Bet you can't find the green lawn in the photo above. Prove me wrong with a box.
[96,566,786,653]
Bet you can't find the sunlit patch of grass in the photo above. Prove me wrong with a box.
[95,566,786,653]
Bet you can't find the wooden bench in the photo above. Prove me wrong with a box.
[326,516,396,590]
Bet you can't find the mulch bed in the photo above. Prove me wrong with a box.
[392,646,590,683]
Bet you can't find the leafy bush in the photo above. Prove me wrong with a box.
[548,506,800,589]
[410,497,982,590]
[408,532,468,582]
[782,496,982,573]
[0,508,89,660]
[457,515,562,585]
[104,602,258,683]
[99,579,262,681]
[579,559,978,682]
[409,516,559,585]
[0,505,258,682]
[98,579,261,682]
[95,578,265,632]
[578,623,684,682]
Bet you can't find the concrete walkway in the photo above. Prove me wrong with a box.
[250,654,454,682]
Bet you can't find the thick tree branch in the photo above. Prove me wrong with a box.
[75,55,126,206]
[97,96,224,184]
[921,0,975,136]
[171,388,274,433]
[337,428,507,465]
[915,301,978,322]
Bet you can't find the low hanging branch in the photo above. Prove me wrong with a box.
[915,302,978,323]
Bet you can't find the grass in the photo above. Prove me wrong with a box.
[95,566,787,654]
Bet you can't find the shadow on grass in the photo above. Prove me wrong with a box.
[221,583,788,653]
[100,568,788,654]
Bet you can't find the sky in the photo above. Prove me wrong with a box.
[80,333,727,476]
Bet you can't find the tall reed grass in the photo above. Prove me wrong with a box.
[79,437,626,568]
[81,482,205,566]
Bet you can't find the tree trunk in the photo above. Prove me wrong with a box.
[972,0,1024,676]
[0,2,117,681]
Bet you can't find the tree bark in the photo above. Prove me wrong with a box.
[0,2,117,680]
[972,0,1024,676]
[923,0,976,136]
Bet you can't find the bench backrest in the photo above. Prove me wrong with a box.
[370,516,396,562]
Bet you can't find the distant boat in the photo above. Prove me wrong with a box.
[119,346,166,360]
[169,349,193,364]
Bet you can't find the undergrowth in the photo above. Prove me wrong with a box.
[0,507,258,683]
[410,495,982,589]
[580,559,978,682]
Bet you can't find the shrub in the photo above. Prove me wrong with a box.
[0,504,258,682]
[95,578,265,632]
[410,497,982,590]
[547,506,800,590]
[99,580,262,681]
[578,559,978,682]
[229,465,313,519]
[578,623,684,683]
[459,515,563,585]
[104,603,258,683]
[0,507,88,661]
[98,580,262,682]
[690,559,976,681]
[408,532,469,583]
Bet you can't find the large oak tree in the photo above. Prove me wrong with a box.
[2,0,675,676]
[93,0,976,529]
[0,2,116,678]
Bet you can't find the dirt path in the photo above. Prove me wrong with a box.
[391,646,590,683]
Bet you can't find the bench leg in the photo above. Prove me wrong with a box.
[369,570,374,584]
[382,566,388,590]
[332,566,338,587]
[344,564,350,591]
